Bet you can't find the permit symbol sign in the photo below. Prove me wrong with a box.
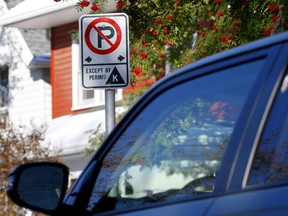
[79,13,130,89]
[106,67,125,85]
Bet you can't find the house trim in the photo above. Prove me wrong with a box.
[0,0,116,29]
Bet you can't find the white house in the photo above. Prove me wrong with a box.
[0,0,124,179]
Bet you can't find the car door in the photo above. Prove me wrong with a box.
[206,43,288,215]
[63,39,286,215]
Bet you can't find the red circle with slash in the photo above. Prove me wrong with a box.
[85,17,122,55]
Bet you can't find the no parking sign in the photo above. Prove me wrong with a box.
[79,13,129,89]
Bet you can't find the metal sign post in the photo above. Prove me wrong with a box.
[105,89,115,135]
[79,13,129,136]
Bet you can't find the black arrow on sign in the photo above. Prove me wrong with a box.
[85,56,92,63]
[118,55,125,62]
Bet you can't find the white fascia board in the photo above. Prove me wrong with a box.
[0,0,81,28]
[0,0,116,29]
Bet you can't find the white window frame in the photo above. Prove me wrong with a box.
[71,40,122,111]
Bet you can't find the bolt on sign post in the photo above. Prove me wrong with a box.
[79,13,130,135]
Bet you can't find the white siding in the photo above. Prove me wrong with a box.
[9,67,52,126]
[1,0,52,126]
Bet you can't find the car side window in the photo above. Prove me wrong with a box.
[87,58,266,214]
[247,73,288,185]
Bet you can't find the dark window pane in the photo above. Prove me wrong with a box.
[0,65,8,107]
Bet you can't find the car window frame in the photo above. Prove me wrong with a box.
[245,70,288,186]
[226,42,288,192]
[64,42,286,215]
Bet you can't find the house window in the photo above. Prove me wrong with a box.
[0,65,8,127]
[0,65,8,107]
[71,40,122,110]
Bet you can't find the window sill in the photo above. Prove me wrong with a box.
[71,102,105,111]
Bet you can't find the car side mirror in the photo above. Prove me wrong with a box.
[6,162,69,215]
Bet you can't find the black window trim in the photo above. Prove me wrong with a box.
[226,42,288,192]
[243,51,288,189]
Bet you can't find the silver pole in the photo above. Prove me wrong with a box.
[105,89,115,136]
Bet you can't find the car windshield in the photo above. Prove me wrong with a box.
[87,58,266,214]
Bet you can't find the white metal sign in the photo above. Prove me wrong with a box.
[79,13,129,89]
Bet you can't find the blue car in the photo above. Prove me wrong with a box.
[6,31,288,216]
